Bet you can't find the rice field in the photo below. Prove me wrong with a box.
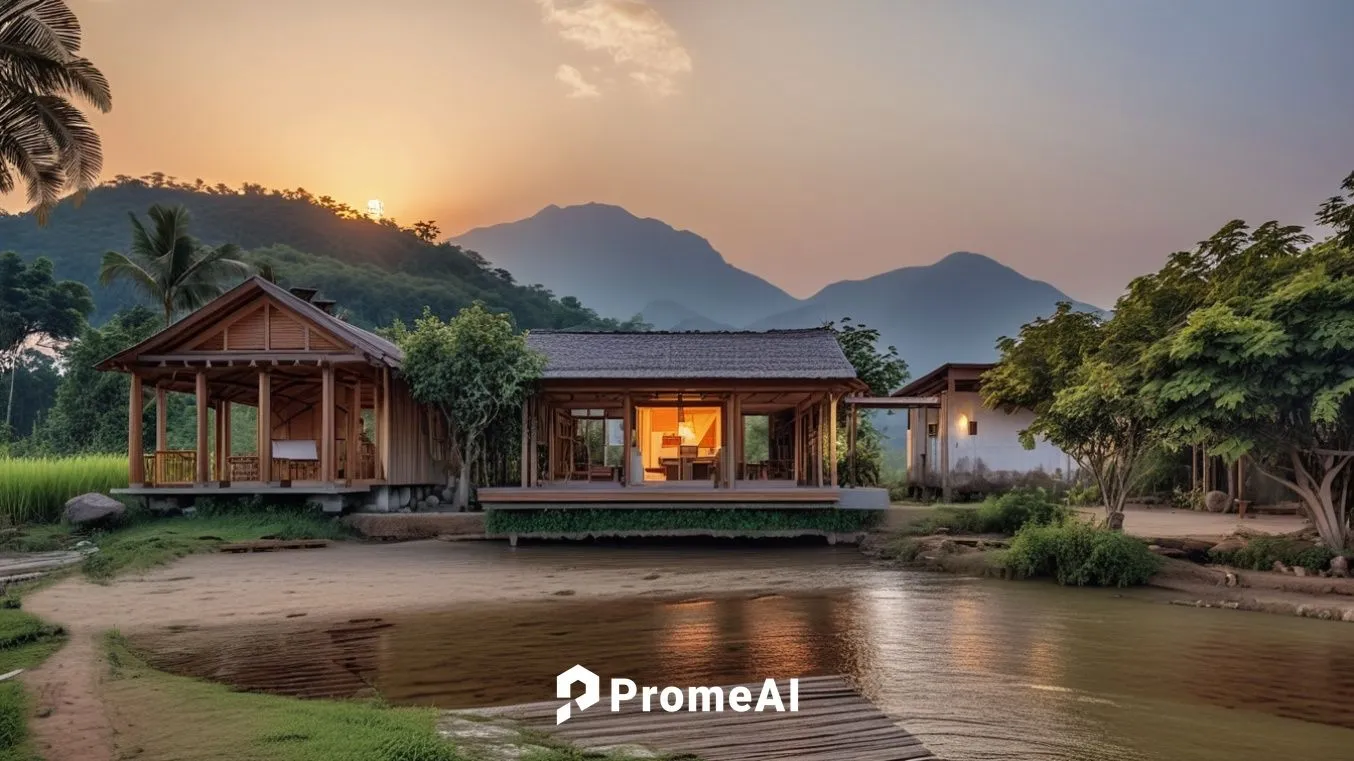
[0,456,129,525]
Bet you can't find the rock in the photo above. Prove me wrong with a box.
[1148,537,1217,563]
[932,526,950,535]
[1329,555,1349,578]
[1294,566,1308,577]
[1204,490,1230,513]
[62,493,125,526]
[1106,511,1125,531]
[1224,571,1239,587]
[1272,561,1290,574]
[441,486,454,502]
[426,494,440,507]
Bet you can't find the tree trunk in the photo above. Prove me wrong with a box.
[453,440,475,511]
[1257,449,1352,550]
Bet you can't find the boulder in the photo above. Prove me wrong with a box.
[63,493,125,526]
[426,494,440,507]
[1105,511,1125,531]
[1204,490,1230,513]
[1148,537,1216,563]
[1272,561,1290,574]
[1210,536,1247,555]
[1294,566,1308,577]
[1331,555,1350,578]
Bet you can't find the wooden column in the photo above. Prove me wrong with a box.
[346,383,359,484]
[128,374,145,486]
[940,375,953,502]
[815,397,825,488]
[528,397,539,487]
[321,366,336,482]
[847,400,858,486]
[212,401,224,480]
[154,386,167,453]
[194,372,209,483]
[622,394,633,486]
[828,393,838,487]
[1190,445,1197,493]
[732,393,742,486]
[378,368,390,481]
[220,400,231,480]
[793,404,803,484]
[548,408,558,483]
[520,399,530,487]
[257,371,272,483]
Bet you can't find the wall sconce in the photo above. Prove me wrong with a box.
[957,414,969,434]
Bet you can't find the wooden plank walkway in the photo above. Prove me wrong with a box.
[465,675,937,761]
[217,539,332,553]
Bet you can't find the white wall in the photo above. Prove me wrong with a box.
[906,392,1073,483]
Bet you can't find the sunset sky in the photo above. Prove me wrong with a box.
[13,0,1354,306]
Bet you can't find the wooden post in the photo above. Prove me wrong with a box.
[154,386,167,453]
[528,397,539,487]
[257,368,270,479]
[1202,447,1210,494]
[220,400,231,480]
[213,400,224,480]
[517,398,528,484]
[346,383,359,485]
[128,374,145,486]
[378,368,390,481]
[847,401,858,486]
[622,394,632,486]
[1190,445,1197,493]
[815,397,825,488]
[547,407,558,483]
[940,375,953,502]
[828,393,838,487]
[194,372,209,484]
[321,366,336,482]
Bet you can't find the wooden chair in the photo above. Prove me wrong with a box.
[678,445,698,481]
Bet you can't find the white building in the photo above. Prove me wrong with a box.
[896,363,1074,499]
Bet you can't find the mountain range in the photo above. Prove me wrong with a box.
[2,183,1101,379]
[456,203,1102,375]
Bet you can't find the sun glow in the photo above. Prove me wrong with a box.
[366,199,384,220]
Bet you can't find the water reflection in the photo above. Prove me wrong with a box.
[132,550,1354,761]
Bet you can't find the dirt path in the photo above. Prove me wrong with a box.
[22,628,113,761]
[20,540,871,760]
[1076,505,1306,540]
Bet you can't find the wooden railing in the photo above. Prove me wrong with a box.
[146,450,196,484]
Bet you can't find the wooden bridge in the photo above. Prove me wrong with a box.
[465,675,938,761]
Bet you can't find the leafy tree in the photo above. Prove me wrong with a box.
[98,204,253,325]
[0,0,111,222]
[411,220,440,242]
[0,251,92,435]
[1138,177,1354,549]
[29,306,166,453]
[983,303,1154,525]
[824,318,908,486]
[393,304,544,510]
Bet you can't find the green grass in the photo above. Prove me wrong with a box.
[80,510,352,582]
[0,456,129,525]
[103,634,682,761]
[1209,535,1343,573]
[907,489,1071,536]
[0,608,68,761]
[485,508,883,536]
[1003,521,1162,587]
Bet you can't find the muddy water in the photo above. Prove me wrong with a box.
[133,545,1354,761]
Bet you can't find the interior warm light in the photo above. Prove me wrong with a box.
[958,414,969,434]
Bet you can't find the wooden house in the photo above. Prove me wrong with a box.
[478,329,882,509]
[98,276,449,512]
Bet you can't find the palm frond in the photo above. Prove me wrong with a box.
[98,250,160,303]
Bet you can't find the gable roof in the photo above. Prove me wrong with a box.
[97,276,402,370]
[525,329,859,381]
[892,362,995,397]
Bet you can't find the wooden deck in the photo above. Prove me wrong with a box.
[479,481,841,506]
[464,675,936,761]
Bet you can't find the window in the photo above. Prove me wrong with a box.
[968,420,978,436]
[926,423,938,438]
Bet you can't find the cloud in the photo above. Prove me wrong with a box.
[538,0,692,97]
[555,64,601,98]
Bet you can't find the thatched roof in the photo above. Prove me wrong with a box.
[525,329,858,381]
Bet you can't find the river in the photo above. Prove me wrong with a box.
[133,544,1354,760]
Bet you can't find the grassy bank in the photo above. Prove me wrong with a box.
[104,634,672,761]
[485,508,883,537]
[0,456,128,525]
[1,508,352,583]
[0,608,68,761]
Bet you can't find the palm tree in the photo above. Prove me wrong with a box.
[0,0,112,222]
[99,205,254,326]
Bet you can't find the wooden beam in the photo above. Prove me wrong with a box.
[128,374,145,486]
[257,370,272,483]
[195,371,210,484]
[321,366,336,482]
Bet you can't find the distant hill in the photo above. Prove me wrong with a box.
[454,203,800,326]
[0,181,624,330]
[637,299,735,331]
[748,251,1102,375]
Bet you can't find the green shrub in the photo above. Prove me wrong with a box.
[876,536,924,563]
[1064,483,1101,507]
[1210,535,1339,572]
[914,488,1070,536]
[485,508,882,536]
[0,456,128,524]
[0,683,26,755]
[1004,521,1161,587]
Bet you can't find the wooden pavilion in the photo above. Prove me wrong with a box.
[478,329,873,508]
[98,276,449,511]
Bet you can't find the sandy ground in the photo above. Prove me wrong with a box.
[1080,504,1306,540]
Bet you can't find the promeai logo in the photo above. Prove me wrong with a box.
[555,665,799,725]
